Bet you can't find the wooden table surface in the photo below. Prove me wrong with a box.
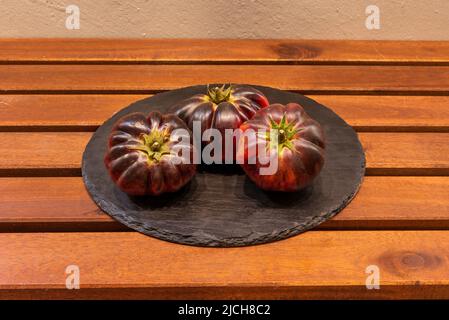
[1,39,449,299]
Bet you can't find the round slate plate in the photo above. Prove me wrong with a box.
[82,85,365,247]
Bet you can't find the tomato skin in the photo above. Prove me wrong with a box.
[171,85,269,160]
[104,111,196,196]
[237,103,325,192]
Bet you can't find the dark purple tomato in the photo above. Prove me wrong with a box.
[171,84,269,160]
[237,103,325,192]
[104,111,196,196]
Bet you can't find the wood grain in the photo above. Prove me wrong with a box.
[1,65,449,93]
[0,132,85,176]
[314,95,449,132]
[1,39,448,299]
[0,176,448,232]
[0,132,447,175]
[2,95,449,132]
[2,39,449,64]
[1,231,449,299]
[360,133,449,175]
[0,95,147,131]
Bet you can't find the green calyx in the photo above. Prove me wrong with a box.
[206,84,233,104]
[131,129,171,163]
[268,114,298,152]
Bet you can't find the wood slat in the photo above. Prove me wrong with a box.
[0,94,146,131]
[2,95,449,132]
[315,95,449,132]
[1,65,449,93]
[0,176,448,232]
[0,132,84,176]
[1,231,449,299]
[360,133,449,175]
[2,39,449,65]
[0,132,447,176]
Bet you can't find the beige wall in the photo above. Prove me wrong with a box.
[1,0,449,39]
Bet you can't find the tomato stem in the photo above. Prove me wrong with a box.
[206,84,233,104]
[129,130,171,164]
[278,129,286,144]
[268,114,298,152]
[151,141,161,151]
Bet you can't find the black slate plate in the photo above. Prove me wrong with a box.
[82,85,365,247]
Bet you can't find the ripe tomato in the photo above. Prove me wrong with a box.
[104,111,196,196]
[171,84,269,161]
[237,103,325,192]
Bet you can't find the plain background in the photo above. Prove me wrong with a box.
[1,0,448,39]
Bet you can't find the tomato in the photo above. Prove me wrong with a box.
[237,103,325,192]
[104,111,196,196]
[171,84,269,160]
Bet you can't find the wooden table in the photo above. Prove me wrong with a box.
[0,39,449,299]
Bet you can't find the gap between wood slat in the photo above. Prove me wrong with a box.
[1,169,445,178]
[5,125,449,133]
[4,91,449,96]
[4,61,449,66]
[5,91,449,97]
